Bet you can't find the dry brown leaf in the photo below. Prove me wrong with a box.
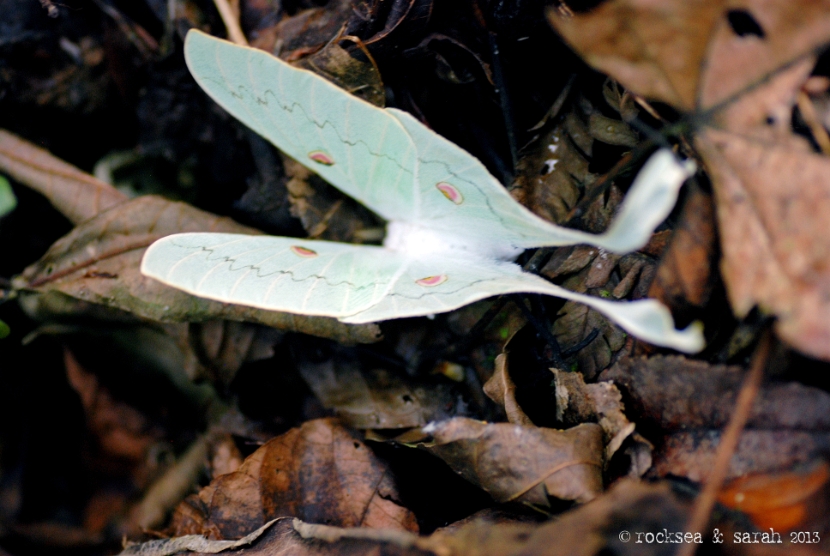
[695,61,830,358]
[168,419,417,539]
[654,430,830,482]
[0,129,127,224]
[550,2,830,359]
[600,355,830,432]
[482,353,534,427]
[296,42,385,107]
[14,195,380,344]
[648,184,717,309]
[551,369,652,476]
[602,356,830,479]
[64,348,162,470]
[548,0,830,111]
[718,461,830,533]
[422,418,603,506]
[296,351,456,429]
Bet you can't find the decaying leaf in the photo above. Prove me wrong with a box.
[484,349,651,477]
[601,356,830,479]
[695,60,830,359]
[483,353,534,427]
[168,418,417,539]
[548,0,830,111]
[647,184,717,311]
[14,195,380,344]
[548,1,830,359]
[551,369,652,477]
[295,346,457,429]
[0,129,127,225]
[718,461,830,532]
[123,480,704,556]
[421,418,604,505]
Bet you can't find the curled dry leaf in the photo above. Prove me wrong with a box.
[484,350,651,477]
[695,60,830,359]
[483,353,534,427]
[548,0,830,111]
[601,356,830,479]
[0,129,127,224]
[14,195,380,345]
[551,369,652,477]
[168,418,417,539]
[548,1,830,359]
[422,417,604,506]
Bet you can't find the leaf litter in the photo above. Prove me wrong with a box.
[3,0,830,554]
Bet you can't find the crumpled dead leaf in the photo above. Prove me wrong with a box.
[168,418,417,539]
[647,184,717,311]
[548,2,830,359]
[421,417,604,505]
[119,479,704,556]
[551,369,652,477]
[601,355,830,480]
[14,195,380,344]
[695,60,830,359]
[483,352,651,477]
[548,0,830,111]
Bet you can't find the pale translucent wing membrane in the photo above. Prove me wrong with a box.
[141,233,405,318]
[184,30,417,222]
[187,31,693,256]
[343,253,703,353]
[389,107,694,254]
[142,233,703,352]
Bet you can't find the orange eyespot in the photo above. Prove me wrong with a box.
[308,151,335,165]
[416,275,448,287]
[436,182,463,204]
[291,246,318,257]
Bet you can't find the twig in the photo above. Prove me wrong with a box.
[676,330,771,556]
[212,0,248,46]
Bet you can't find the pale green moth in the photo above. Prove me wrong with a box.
[141,30,704,353]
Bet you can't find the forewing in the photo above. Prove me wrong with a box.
[389,109,695,253]
[141,233,408,319]
[184,30,417,222]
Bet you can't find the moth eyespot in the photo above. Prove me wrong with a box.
[291,246,318,257]
[308,151,335,165]
[416,274,448,287]
[436,182,463,204]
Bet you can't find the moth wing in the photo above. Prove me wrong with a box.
[184,30,418,223]
[344,254,704,353]
[389,108,695,253]
[140,233,409,319]
[186,31,692,255]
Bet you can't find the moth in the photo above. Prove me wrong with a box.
[141,30,703,353]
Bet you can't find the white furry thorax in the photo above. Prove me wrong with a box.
[384,221,523,261]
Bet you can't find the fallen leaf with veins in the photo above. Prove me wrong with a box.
[167,418,417,539]
[421,418,603,505]
[13,195,380,345]
[548,2,830,359]
[548,0,830,111]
